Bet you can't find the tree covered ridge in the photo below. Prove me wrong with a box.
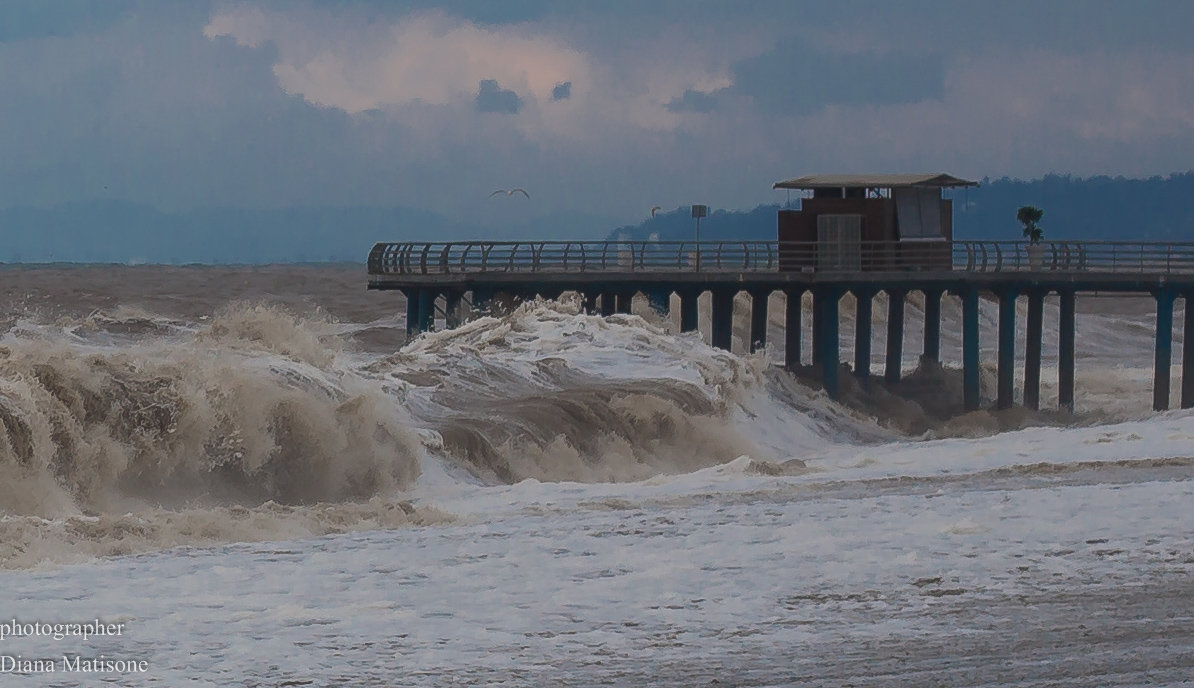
[607,172,1194,242]
[2,172,1192,264]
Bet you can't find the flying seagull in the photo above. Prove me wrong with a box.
[650,205,662,218]
[489,188,530,199]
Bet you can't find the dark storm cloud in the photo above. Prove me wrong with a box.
[729,39,944,115]
[551,81,572,101]
[476,79,522,113]
[665,89,717,114]
[3,0,1194,233]
[0,0,134,42]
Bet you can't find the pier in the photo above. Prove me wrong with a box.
[369,239,1194,412]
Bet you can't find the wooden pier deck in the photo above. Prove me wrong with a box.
[368,240,1194,412]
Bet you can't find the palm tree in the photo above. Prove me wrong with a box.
[1018,206,1044,243]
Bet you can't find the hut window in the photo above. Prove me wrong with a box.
[894,187,944,239]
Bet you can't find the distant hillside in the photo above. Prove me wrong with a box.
[3,172,1192,264]
[608,172,1194,243]
[954,172,1194,240]
[0,202,620,264]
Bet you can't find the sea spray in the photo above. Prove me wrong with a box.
[379,297,895,482]
[0,271,1179,569]
[0,304,423,519]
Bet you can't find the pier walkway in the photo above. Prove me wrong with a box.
[368,240,1194,412]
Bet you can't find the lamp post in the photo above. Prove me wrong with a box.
[691,204,707,271]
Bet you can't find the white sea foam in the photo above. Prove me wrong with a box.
[1,270,1191,684]
[0,289,1184,571]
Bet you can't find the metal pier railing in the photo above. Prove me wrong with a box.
[368,240,1194,276]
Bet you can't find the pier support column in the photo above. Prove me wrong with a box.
[599,292,616,317]
[811,290,824,366]
[1154,289,1175,411]
[750,290,769,353]
[1024,289,1044,411]
[815,287,841,399]
[854,289,873,384]
[997,289,1019,410]
[679,290,699,333]
[885,289,906,385]
[1184,294,1194,409]
[962,288,981,411]
[1058,290,1076,412]
[417,288,434,334]
[472,287,494,315]
[615,292,634,314]
[922,289,943,364]
[445,290,464,329]
[404,289,420,338]
[711,289,735,351]
[784,289,803,369]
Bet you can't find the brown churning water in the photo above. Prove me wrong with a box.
[0,265,1176,568]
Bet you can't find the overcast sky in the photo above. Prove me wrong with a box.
[2,0,1193,227]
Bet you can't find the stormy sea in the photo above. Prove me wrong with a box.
[0,264,1191,686]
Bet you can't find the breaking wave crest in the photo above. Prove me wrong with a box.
[1,297,813,566]
[1,281,1172,569]
[374,297,828,483]
[435,381,760,483]
[0,304,423,520]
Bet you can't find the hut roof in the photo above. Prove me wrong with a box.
[772,173,978,190]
